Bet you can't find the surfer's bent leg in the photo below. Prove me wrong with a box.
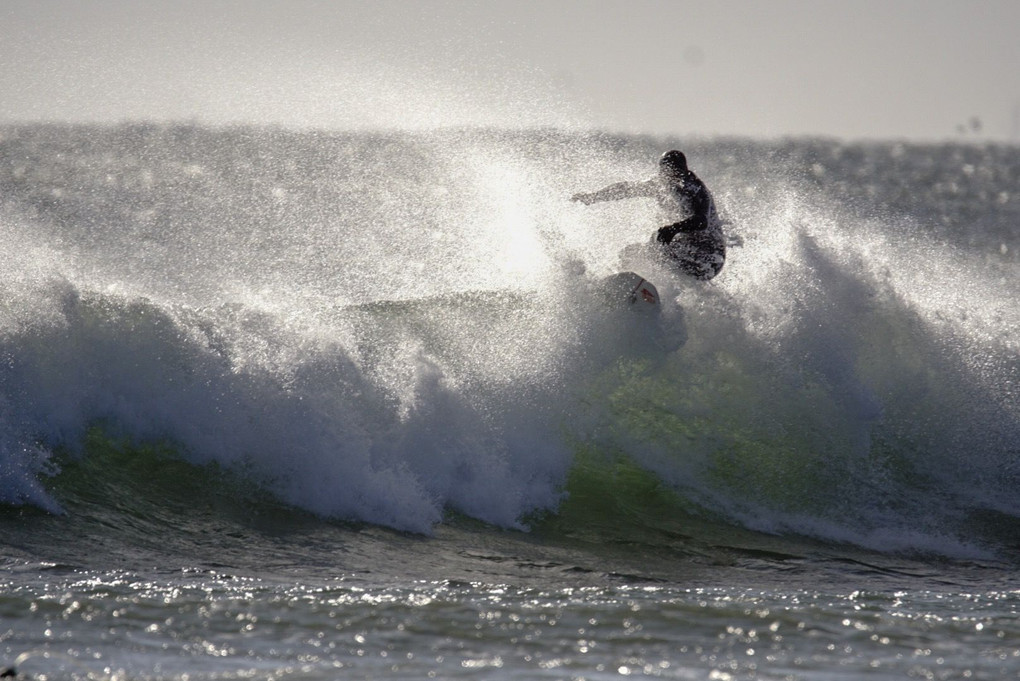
[662,242,725,280]
[653,217,724,281]
[655,215,707,244]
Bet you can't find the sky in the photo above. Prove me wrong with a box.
[2,0,1019,141]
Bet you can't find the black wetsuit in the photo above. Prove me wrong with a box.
[653,169,726,280]
[577,170,726,280]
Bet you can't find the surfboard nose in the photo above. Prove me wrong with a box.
[598,271,660,309]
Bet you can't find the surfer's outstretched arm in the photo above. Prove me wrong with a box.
[571,180,655,205]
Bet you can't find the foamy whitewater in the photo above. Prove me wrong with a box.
[2,123,1019,679]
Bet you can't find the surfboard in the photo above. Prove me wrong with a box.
[597,271,660,309]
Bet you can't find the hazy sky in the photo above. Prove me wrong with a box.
[3,0,1019,141]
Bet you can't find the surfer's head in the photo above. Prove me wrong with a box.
[659,150,688,180]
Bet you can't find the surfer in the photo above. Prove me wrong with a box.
[571,150,725,280]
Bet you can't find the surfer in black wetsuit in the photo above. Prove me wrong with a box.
[571,150,726,280]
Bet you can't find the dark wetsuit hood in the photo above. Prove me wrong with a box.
[659,150,688,180]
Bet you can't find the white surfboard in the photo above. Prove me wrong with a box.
[597,271,660,309]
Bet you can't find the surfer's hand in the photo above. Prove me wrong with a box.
[571,193,594,205]
[655,225,675,243]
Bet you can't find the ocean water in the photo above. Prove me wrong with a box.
[1,123,1019,679]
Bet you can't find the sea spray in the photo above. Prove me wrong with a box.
[1,124,1019,558]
